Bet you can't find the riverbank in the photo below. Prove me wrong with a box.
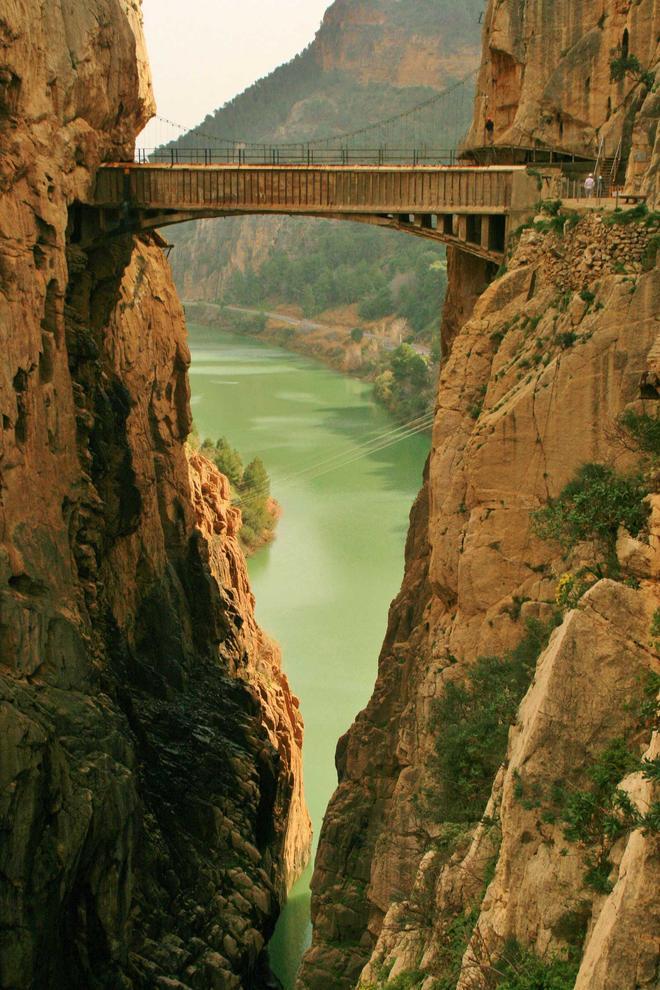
[185,300,438,424]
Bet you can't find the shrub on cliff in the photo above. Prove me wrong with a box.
[429,616,560,823]
[532,463,650,573]
[493,943,579,990]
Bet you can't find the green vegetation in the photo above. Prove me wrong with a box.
[374,343,434,421]
[651,608,660,654]
[433,907,480,990]
[361,970,426,990]
[532,463,650,573]
[618,408,660,457]
[515,679,659,896]
[428,616,560,823]
[200,436,278,553]
[602,202,660,227]
[554,571,596,611]
[221,225,447,329]
[217,308,268,334]
[549,735,658,894]
[556,331,577,349]
[494,943,579,989]
[610,51,655,90]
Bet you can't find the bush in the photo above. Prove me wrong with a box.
[202,436,243,486]
[495,942,579,990]
[429,617,560,823]
[433,908,479,990]
[359,286,394,321]
[651,609,660,654]
[549,738,657,893]
[618,409,660,456]
[532,463,650,564]
[557,331,577,349]
[200,437,277,553]
[610,51,655,89]
[555,571,595,610]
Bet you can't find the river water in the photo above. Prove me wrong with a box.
[187,323,429,987]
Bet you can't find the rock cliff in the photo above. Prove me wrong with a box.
[464,0,658,201]
[0,2,309,988]
[299,3,659,988]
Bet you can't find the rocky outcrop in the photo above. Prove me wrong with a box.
[299,202,659,988]
[0,2,309,988]
[464,0,659,202]
[313,0,483,89]
[299,4,659,984]
[187,448,311,890]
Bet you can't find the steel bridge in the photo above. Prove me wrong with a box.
[92,162,543,263]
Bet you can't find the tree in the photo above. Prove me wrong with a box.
[242,457,269,496]
[390,343,429,387]
[211,437,244,487]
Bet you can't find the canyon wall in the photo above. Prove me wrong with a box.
[299,2,659,988]
[0,3,309,988]
[464,0,658,200]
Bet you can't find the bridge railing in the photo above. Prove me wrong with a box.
[560,176,615,200]
[134,146,462,167]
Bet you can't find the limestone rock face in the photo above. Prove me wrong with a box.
[0,2,309,987]
[314,0,482,89]
[298,206,659,989]
[456,580,659,989]
[464,0,659,202]
[300,5,660,984]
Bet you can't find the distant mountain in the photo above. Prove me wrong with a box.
[168,0,484,420]
[168,0,484,147]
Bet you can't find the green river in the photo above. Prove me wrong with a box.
[188,323,430,987]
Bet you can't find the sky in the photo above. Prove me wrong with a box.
[139,0,330,144]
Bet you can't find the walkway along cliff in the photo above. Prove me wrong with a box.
[0,3,310,988]
[298,1,659,989]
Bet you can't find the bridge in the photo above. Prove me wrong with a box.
[86,69,609,262]
[92,162,543,263]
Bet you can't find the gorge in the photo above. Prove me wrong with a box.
[1,2,659,990]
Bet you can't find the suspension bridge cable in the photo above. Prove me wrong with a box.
[146,67,478,151]
[232,412,435,508]
[305,68,478,148]
[228,409,435,500]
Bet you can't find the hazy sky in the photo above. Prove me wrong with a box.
[140,0,330,143]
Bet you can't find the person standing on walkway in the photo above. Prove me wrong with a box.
[485,116,495,145]
[584,173,595,197]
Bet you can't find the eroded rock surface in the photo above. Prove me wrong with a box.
[464,0,658,201]
[0,2,309,987]
[299,203,659,989]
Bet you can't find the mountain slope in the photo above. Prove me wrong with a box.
[166,0,483,422]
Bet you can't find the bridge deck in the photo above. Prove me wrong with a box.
[92,164,541,262]
[95,164,529,215]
